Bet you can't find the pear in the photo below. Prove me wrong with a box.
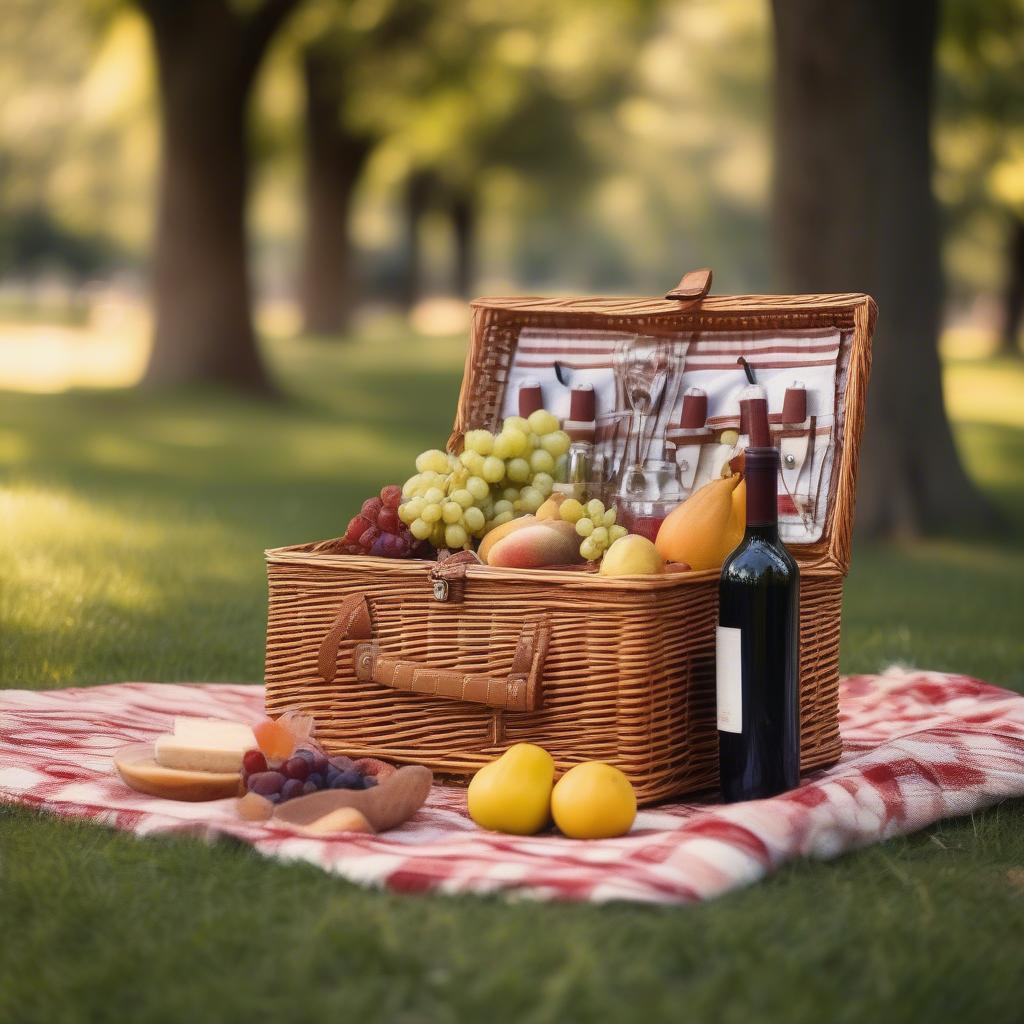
[535,492,568,521]
[599,535,664,577]
[655,474,744,570]
[467,743,555,835]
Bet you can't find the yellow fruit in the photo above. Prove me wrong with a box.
[551,762,637,839]
[478,514,536,563]
[655,475,743,570]
[503,416,530,435]
[599,534,664,576]
[559,498,585,523]
[467,743,555,835]
[527,409,560,436]
[487,520,584,568]
[536,492,567,521]
[731,478,746,532]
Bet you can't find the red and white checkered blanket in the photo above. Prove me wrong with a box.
[2,669,1023,905]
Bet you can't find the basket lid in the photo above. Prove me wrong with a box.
[452,275,875,575]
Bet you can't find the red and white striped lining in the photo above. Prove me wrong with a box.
[501,327,848,543]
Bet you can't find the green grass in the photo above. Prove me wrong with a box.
[2,334,1023,1023]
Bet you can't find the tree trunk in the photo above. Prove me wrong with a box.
[139,0,297,391]
[772,0,1001,536]
[999,216,1024,356]
[298,45,373,337]
[399,170,433,312]
[451,191,476,299]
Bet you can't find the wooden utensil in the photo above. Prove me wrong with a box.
[272,765,433,832]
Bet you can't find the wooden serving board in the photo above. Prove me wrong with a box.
[273,765,433,832]
[114,742,243,802]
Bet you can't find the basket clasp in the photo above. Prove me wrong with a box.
[428,550,480,603]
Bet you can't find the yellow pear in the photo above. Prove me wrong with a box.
[536,492,568,521]
[655,474,744,570]
[467,743,555,835]
[599,534,664,576]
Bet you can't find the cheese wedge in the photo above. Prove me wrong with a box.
[170,717,254,748]
[154,718,255,773]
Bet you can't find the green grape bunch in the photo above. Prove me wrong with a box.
[397,410,572,551]
[556,497,627,562]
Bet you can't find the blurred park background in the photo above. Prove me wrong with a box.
[3,3,1024,1019]
[2,0,1023,666]
[2,0,1024,537]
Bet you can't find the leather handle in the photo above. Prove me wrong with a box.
[317,592,549,712]
[317,592,373,682]
[665,267,712,302]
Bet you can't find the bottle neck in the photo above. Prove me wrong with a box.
[744,447,779,538]
[745,522,779,542]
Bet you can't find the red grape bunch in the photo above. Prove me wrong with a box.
[339,484,415,558]
[241,747,383,804]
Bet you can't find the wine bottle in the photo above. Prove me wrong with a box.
[716,445,800,802]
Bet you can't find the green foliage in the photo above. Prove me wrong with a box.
[285,0,657,196]
[937,0,1024,293]
[0,208,120,278]
[0,1,1022,304]
[0,2,155,262]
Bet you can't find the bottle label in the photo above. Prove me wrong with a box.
[716,626,743,733]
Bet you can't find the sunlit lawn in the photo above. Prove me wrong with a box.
[1,329,1023,1023]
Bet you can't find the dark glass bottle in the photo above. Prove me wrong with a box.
[717,447,800,802]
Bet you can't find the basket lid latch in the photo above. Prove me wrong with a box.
[428,550,481,603]
[665,267,713,302]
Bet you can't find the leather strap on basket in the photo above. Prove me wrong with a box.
[317,593,373,683]
[665,267,712,302]
[354,616,548,711]
[317,592,549,712]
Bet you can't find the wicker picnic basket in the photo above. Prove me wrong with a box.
[265,271,876,805]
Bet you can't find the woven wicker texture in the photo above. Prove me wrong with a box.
[265,288,875,805]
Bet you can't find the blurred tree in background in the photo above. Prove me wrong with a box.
[291,0,434,335]
[322,0,655,313]
[0,0,1020,534]
[937,0,1024,356]
[137,0,300,391]
[0,0,776,319]
[773,0,999,537]
[0,2,122,289]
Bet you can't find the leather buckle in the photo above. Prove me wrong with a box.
[354,642,378,680]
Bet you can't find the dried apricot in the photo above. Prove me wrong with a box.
[253,718,296,761]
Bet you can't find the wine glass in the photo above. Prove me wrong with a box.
[613,336,676,499]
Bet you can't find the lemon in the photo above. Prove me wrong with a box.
[467,743,554,835]
[599,534,664,576]
[551,762,637,839]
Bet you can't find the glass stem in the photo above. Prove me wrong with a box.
[633,409,647,466]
